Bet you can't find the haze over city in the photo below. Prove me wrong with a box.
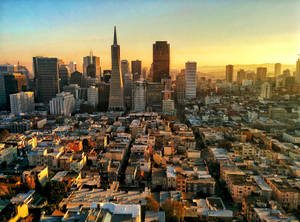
[1,0,300,72]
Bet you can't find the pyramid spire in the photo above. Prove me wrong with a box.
[114,26,117,45]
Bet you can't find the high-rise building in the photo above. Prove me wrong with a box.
[237,69,246,85]
[226,65,233,83]
[10,91,34,115]
[256,67,267,82]
[295,57,300,83]
[121,60,130,81]
[0,65,17,107]
[108,26,124,111]
[146,82,163,112]
[153,41,170,82]
[274,63,281,77]
[68,61,77,73]
[33,57,60,103]
[185,62,197,99]
[123,73,133,110]
[133,79,146,112]
[59,65,70,89]
[176,71,185,104]
[131,60,142,82]
[83,50,101,77]
[88,86,99,108]
[260,82,271,99]
[86,64,96,78]
[162,76,175,115]
[98,82,110,111]
[49,92,75,116]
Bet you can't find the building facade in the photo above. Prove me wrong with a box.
[226,65,233,83]
[185,62,197,99]
[153,41,170,83]
[49,92,75,116]
[108,26,125,111]
[33,57,60,104]
[10,91,34,114]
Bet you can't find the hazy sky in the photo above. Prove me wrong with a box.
[0,0,299,72]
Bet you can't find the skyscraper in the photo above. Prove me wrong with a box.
[274,63,281,77]
[296,57,300,83]
[176,71,185,104]
[153,41,170,83]
[226,65,233,83]
[108,26,125,111]
[257,67,267,82]
[260,82,271,99]
[185,62,197,99]
[68,61,77,73]
[133,79,146,112]
[83,51,101,77]
[121,60,130,81]
[33,57,60,103]
[237,69,246,85]
[131,60,142,82]
[59,65,70,89]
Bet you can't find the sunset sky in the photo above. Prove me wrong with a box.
[0,0,299,73]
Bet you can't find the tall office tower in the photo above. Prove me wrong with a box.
[0,65,16,107]
[17,64,30,90]
[10,91,34,115]
[237,69,246,85]
[121,60,130,80]
[49,92,75,116]
[63,84,80,99]
[68,61,77,73]
[88,86,99,108]
[69,71,84,87]
[108,26,124,110]
[176,71,185,104]
[256,67,267,82]
[142,67,147,79]
[123,73,133,110]
[146,82,163,112]
[98,82,110,111]
[83,50,101,77]
[274,63,281,77]
[3,73,27,109]
[86,64,96,78]
[59,65,70,89]
[260,82,272,99]
[131,60,142,82]
[162,76,175,115]
[153,41,170,82]
[225,65,234,83]
[296,57,300,83]
[33,57,60,103]
[103,70,111,83]
[185,62,197,99]
[5,73,27,92]
[133,79,146,112]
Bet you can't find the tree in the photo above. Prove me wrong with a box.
[43,181,67,204]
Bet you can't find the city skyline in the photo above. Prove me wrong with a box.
[1,0,300,73]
